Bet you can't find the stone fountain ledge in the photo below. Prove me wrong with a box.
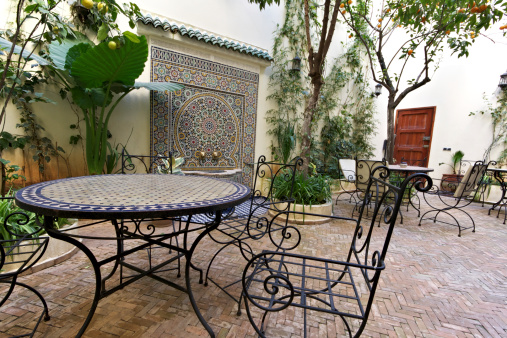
[183,168,242,182]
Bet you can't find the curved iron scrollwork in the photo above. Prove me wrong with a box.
[242,168,432,337]
[1,197,51,335]
[420,160,493,236]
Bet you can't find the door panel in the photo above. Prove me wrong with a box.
[394,107,436,167]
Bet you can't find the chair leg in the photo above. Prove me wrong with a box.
[0,279,50,337]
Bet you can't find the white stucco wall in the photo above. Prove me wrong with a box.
[372,27,507,178]
[1,0,506,184]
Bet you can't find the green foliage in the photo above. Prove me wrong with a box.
[46,33,183,175]
[471,89,507,164]
[0,194,69,243]
[439,150,465,174]
[157,157,185,175]
[272,167,331,205]
[267,0,377,170]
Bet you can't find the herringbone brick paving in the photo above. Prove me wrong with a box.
[1,193,506,337]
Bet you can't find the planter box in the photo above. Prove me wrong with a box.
[331,179,356,194]
[3,220,80,274]
[441,174,463,192]
[269,201,333,225]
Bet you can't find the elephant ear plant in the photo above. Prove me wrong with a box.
[47,33,183,174]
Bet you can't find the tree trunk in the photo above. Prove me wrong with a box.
[385,97,396,164]
[299,80,323,174]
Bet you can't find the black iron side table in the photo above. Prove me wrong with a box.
[15,174,250,337]
[487,168,507,224]
[388,165,434,216]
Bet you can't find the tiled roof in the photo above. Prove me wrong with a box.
[137,14,273,61]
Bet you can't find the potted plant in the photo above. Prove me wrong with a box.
[270,164,332,225]
[439,150,465,192]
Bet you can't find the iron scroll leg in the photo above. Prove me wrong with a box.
[185,211,222,338]
[43,216,102,338]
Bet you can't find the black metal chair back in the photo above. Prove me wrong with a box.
[120,148,174,174]
[355,158,387,193]
[1,197,50,334]
[242,168,432,337]
[420,160,495,236]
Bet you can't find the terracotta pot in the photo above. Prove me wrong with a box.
[440,174,463,192]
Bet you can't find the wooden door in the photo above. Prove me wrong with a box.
[393,107,436,167]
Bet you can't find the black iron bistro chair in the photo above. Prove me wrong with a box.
[1,197,50,337]
[241,167,431,337]
[204,155,302,314]
[419,160,494,236]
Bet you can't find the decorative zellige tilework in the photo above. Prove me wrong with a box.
[150,47,259,186]
[15,175,250,219]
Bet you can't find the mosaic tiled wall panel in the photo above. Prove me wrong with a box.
[150,46,259,186]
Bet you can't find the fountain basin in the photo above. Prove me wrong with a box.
[183,168,242,182]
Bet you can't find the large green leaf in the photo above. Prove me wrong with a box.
[70,87,111,110]
[65,43,92,71]
[71,35,149,88]
[133,82,184,92]
[48,34,93,70]
[0,36,49,66]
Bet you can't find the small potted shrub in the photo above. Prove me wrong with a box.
[439,150,465,192]
[271,164,332,225]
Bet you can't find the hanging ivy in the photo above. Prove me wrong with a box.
[267,0,378,177]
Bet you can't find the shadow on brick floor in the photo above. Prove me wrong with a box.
[1,194,507,337]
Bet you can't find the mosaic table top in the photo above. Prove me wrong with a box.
[15,174,251,219]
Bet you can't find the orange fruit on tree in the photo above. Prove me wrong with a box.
[421,17,426,23]
[407,49,413,55]
[378,18,383,22]
[349,34,353,38]
[479,4,487,12]
[446,30,450,34]
[378,24,381,28]
[342,10,346,14]
[340,3,345,8]
[348,0,352,4]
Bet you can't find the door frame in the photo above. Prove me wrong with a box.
[394,106,437,167]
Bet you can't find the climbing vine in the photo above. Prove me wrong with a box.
[471,88,507,164]
[266,0,378,178]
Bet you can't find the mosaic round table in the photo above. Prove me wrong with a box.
[15,174,251,338]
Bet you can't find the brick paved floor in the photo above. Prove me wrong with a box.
[1,194,507,337]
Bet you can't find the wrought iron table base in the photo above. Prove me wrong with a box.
[43,213,222,338]
[488,170,507,224]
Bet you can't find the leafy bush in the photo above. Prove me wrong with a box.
[0,194,69,242]
[272,169,331,206]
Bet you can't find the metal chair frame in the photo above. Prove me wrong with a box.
[1,197,50,337]
[419,160,494,236]
[241,168,431,337]
[204,155,302,315]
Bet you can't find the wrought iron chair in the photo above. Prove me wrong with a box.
[204,155,302,315]
[1,197,50,336]
[419,160,494,236]
[241,168,431,337]
[120,148,175,174]
[351,158,389,220]
[334,158,358,205]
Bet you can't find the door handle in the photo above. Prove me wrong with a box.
[423,145,429,148]
[423,136,431,141]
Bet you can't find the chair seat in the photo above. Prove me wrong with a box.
[243,251,383,320]
[180,196,270,224]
